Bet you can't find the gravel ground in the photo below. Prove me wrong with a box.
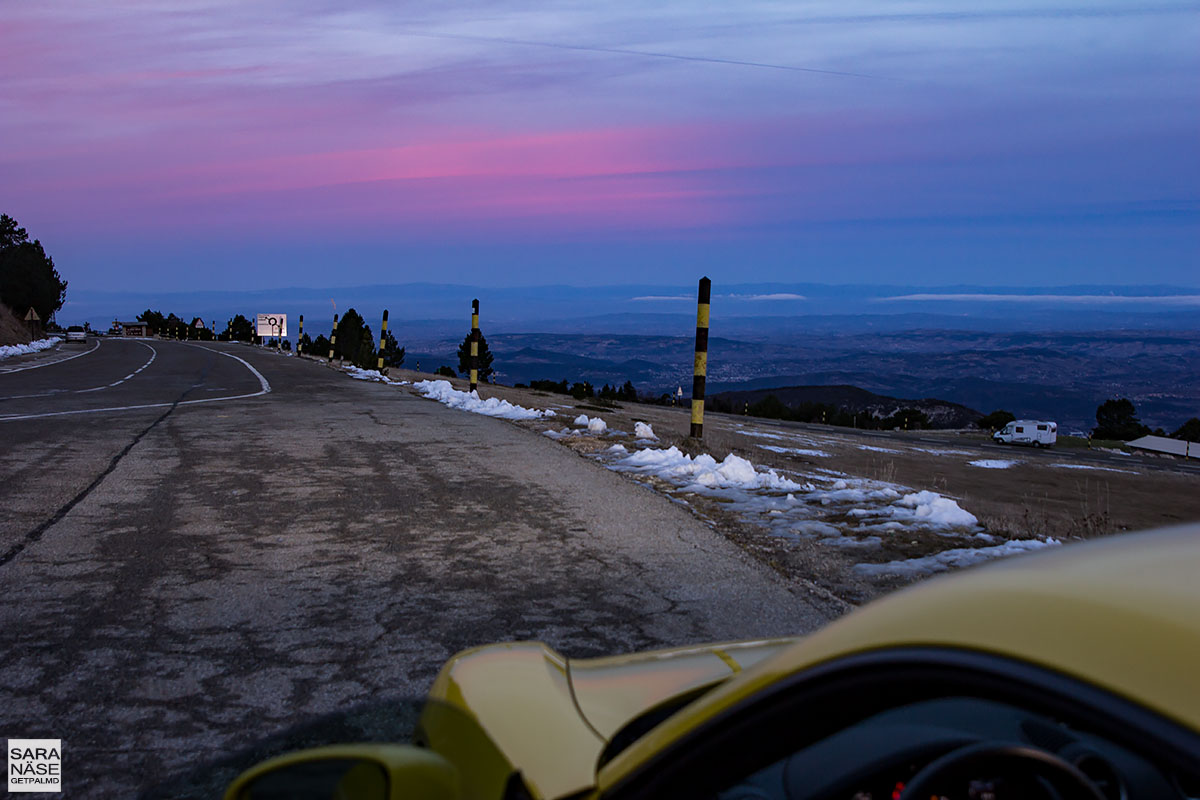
[390,369,1200,606]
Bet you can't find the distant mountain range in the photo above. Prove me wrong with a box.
[57,282,1199,431]
[408,328,1198,432]
[61,281,1200,336]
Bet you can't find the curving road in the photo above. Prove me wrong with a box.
[0,338,831,798]
[0,337,268,422]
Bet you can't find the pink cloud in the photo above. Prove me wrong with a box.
[1,5,789,235]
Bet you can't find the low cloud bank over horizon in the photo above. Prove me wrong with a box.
[878,294,1200,306]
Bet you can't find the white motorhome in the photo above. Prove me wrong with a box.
[993,420,1057,447]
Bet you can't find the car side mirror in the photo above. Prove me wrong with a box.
[224,744,460,800]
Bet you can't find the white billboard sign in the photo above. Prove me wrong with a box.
[255,313,287,337]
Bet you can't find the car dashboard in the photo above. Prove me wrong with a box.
[718,697,1194,800]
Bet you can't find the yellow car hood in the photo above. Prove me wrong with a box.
[423,638,795,799]
[568,639,796,740]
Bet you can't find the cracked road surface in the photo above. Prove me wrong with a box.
[0,340,831,797]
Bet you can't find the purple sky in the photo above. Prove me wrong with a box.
[2,2,1197,291]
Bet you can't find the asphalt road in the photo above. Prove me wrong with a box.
[0,338,831,798]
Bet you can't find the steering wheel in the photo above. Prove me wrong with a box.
[900,742,1107,800]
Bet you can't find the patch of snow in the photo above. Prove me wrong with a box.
[571,414,608,433]
[853,521,906,532]
[817,485,902,505]
[854,538,1061,578]
[758,444,831,458]
[1048,463,1136,474]
[607,444,628,454]
[344,366,408,385]
[912,447,975,456]
[821,535,882,549]
[633,421,657,440]
[414,380,555,421]
[0,337,61,360]
[858,444,901,453]
[579,436,983,553]
[968,459,1018,469]
[737,429,786,440]
[789,520,843,537]
[897,490,979,526]
[812,467,849,477]
[846,490,977,528]
[616,446,807,492]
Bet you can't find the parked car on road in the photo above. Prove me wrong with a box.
[993,419,1057,447]
[225,527,1200,800]
[65,325,87,342]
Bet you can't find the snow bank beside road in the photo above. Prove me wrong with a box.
[0,336,61,360]
[616,446,807,492]
[846,490,977,527]
[414,380,556,421]
[344,366,408,385]
[603,446,980,535]
[855,538,1060,578]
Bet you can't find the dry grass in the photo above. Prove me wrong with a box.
[978,478,1115,541]
[0,303,31,346]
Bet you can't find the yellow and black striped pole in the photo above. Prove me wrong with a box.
[297,314,304,354]
[210,321,215,340]
[377,309,389,373]
[328,313,338,362]
[690,276,711,439]
[469,299,480,393]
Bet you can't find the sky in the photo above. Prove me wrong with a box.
[2,1,1198,292]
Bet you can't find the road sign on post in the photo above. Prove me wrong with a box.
[24,308,39,322]
[24,307,40,337]
[255,314,287,340]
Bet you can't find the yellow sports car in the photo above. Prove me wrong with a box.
[225,527,1200,799]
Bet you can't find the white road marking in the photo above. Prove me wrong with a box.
[78,342,156,393]
[0,338,100,372]
[0,344,271,422]
[0,342,156,400]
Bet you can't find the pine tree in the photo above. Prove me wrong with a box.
[380,330,405,368]
[0,214,67,324]
[457,331,495,382]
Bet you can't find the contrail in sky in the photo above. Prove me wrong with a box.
[401,30,893,81]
